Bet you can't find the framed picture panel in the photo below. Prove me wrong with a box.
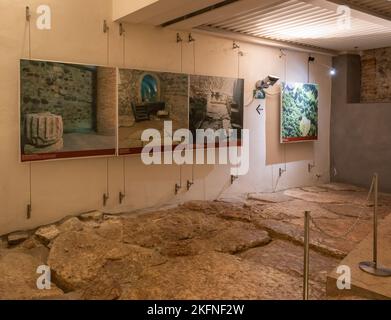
[20,59,117,161]
[117,68,189,155]
[281,82,319,143]
[189,75,244,147]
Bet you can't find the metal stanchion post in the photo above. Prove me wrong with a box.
[303,211,310,300]
[359,173,391,277]
[374,173,378,267]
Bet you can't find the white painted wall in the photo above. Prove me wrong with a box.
[112,0,158,21]
[0,0,331,235]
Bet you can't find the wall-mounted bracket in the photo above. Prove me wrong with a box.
[187,180,194,191]
[279,49,286,59]
[26,204,32,220]
[103,20,109,33]
[103,193,109,206]
[26,6,31,22]
[233,41,240,50]
[188,33,195,43]
[119,192,125,204]
[308,163,316,173]
[176,33,183,43]
[119,23,125,36]
[175,183,182,195]
[279,168,286,177]
[231,175,238,185]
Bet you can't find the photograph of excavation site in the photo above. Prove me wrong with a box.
[118,68,188,154]
[20,60,117,161]
[190,74,244,146]
[1,0,391,309]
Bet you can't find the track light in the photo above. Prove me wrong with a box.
[256,75,280,90]
[254,75,280,99]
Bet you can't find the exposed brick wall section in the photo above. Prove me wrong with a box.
[361,47,391,103]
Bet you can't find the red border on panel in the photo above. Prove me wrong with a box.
[21,149,116,162]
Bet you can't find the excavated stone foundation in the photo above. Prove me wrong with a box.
[1,183,389,300]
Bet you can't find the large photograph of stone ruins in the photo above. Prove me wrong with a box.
[20,60,117,161]
[118,68,189,154]
[189,75,244,145]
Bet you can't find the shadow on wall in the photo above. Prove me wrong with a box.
[331,54,391,192]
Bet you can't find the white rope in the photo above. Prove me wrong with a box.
[309,180,374,239]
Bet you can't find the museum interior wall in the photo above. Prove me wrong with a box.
[0,0,331,235]
[331,51,391,191]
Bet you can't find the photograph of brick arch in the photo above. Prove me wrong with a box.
[118,68,189,154]
[20,59,117,161]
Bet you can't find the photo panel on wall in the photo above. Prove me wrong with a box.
[189,75,244,147]
[117,68,189,155]
[20,59,117,162]
[280,82,319,143]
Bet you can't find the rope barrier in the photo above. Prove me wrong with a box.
[309,178,374,240]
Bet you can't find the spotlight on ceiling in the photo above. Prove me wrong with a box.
[329,68,336,76]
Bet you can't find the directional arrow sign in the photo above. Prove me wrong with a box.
[256,105,263,115]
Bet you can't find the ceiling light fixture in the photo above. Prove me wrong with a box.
[309,56,336,77]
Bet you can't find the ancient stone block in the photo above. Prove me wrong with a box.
[35,225,60,245]
[210,224,271,254]
[24,139,63,154]
[48,230,166,292]
[7,231,29,246]
[0,252,63,299]
[24,112,63,147]
[80,211,103,222]
[58,217,84,233]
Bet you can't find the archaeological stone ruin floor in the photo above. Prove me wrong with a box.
[1,183,390,300]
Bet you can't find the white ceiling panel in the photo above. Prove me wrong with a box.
[117,0,391,53]
[201,0,391,52]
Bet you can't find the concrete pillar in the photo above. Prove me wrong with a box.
[330,54,391,191]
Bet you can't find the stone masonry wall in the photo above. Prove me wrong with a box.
[160,72,189,127]
[20,60,96,133]
[96,67,116,136]
[118,69,140,123]
[190,75,235,99]
[118,69,188,127]
[361,47,391,103]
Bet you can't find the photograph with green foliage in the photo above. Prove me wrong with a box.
[281,82,319,143]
